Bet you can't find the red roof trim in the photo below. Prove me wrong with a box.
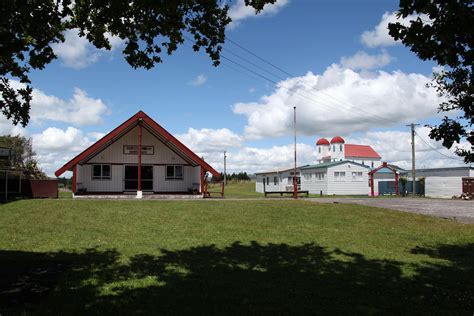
[55,111,220,178]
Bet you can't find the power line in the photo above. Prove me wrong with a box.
[185,35,402,125]
[414,131,463,161]
[226,37,402,125]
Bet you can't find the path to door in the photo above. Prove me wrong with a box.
[310,197,474,223]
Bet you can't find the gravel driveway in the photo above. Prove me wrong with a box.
[310,197,474,224]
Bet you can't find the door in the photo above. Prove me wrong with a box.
[124,166,153,191]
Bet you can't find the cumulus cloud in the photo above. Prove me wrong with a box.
[198,127,466,174]
[340,51,392,70]
[200,143,316,174]
[176,127,243,153]
[188,74,207,86]
[347,127,467,169]
[0,116,26,136]
[32,127,94,176]
[232,64,442,139]
[52,29,124,69]
[30,87,109,126]
[8,80,109,126]
[228,0,289,28]
[360,11,424,48]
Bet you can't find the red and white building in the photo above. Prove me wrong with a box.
[55,111,220,198]
[316,136,381,168]
[256,136,385,195]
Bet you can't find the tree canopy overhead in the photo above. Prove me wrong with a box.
[389,0,473,163]
[0,0,275,127]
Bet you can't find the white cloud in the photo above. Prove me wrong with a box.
[188,74,207,86]
[232,64,442,139]
[340,51,392,70]
[361,11,423,48]
[32,127,94,176]
[0,116,26,136]
[52,29,124,69]
[28,87,109,126]
[88,131,106,141]
[200,143,316,174]
[176,127,243,153]
[228,0,289,28]
[348,127,467,169]
[8,80,109,126]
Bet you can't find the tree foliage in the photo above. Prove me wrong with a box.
[0,135,47,179]
[1,0,275,127]
[388,0,473,163]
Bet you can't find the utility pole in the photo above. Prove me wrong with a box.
[223,150,227,185]
[406,123,420,196]
[293,106,297,200]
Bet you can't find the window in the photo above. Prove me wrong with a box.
[340,144,343,151]
[362,160,365,165]
[274,176,278,185]
[351,172,363,181]
[314,172,325,181]
[334,171,345,181]
[333,145,336,151]
[166,165,183,180]
[318,147,321,153]
[123,145,154,155]
[303,173,311,180]
[371,161,374,168]
[266,177,270,185]
[93,164,111,180]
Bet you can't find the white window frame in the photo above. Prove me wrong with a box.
[334,171,346,181]
[92,164,111,180]
[166,165,183,180]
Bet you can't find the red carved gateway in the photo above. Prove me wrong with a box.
[55,111,221,198]
[368,162,400,197]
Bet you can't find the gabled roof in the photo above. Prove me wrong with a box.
[344,144,381,159]
[255,165,309,175]
[301,160,370,170]
[55,111,220,178]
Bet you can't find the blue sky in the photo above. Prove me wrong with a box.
[1,0,468,176]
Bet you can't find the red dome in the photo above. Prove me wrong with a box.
[330,136,345,144]
[316,138,330,146]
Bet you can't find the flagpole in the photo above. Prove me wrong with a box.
[293,106,297,200]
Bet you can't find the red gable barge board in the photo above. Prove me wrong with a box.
[55,111,219,178]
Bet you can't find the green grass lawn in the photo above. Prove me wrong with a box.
[0,198,472,314]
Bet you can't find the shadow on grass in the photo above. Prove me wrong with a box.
[0,243,472,315]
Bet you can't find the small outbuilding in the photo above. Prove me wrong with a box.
[407,166,474,198]
[55,111,220,198]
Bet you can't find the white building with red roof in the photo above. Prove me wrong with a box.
[316,136,381,168]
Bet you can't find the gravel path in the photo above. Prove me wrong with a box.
[309,197,474,224]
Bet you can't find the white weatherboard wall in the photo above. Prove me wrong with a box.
[301,169,328,195]
[255,170,297,193]
[80,165,124,192]
[425,177,463,198]
[326,163,369,195]
[153,165,200,192]
[88,126,187,165]
[77,126,201,193]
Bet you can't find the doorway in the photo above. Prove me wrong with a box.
[124,165,153,191]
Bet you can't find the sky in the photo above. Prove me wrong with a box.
[1,0,470,177]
